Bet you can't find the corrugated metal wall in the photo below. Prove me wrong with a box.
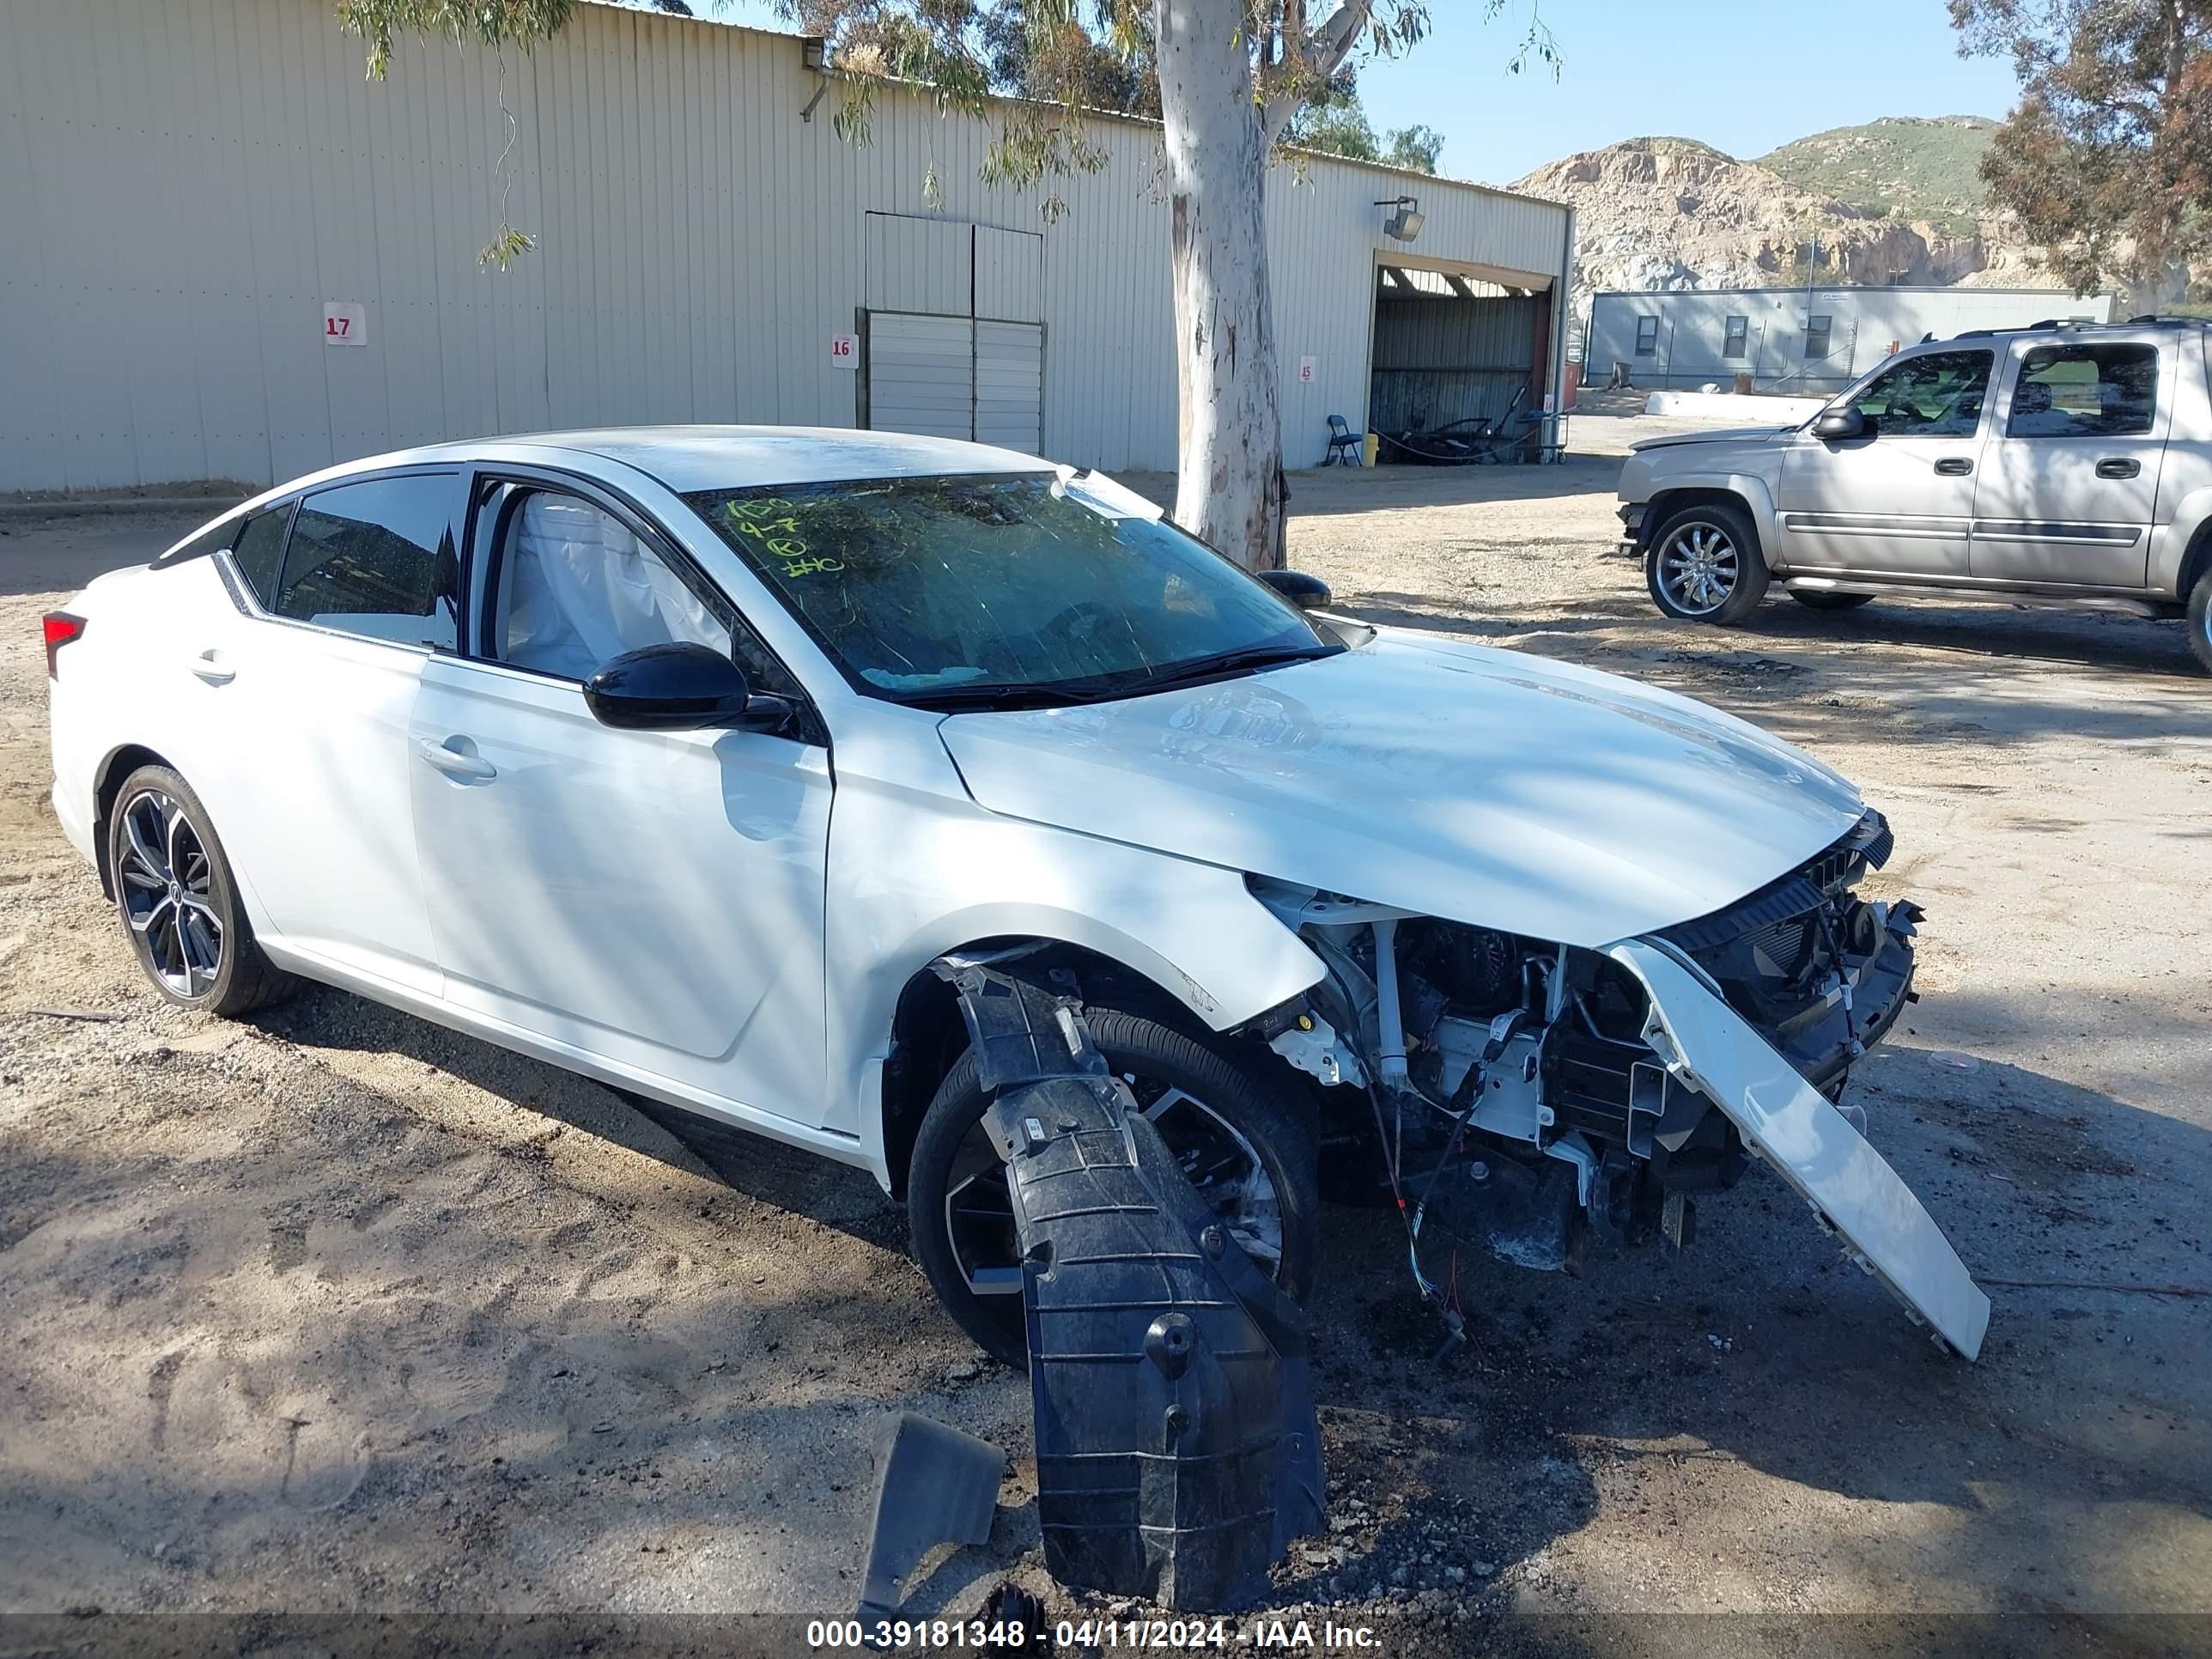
[1369,293,1542,434]
[0,0,1571,492]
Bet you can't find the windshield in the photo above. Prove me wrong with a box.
[686,472,1336,708]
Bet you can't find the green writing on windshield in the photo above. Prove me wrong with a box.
[716,497,845,577]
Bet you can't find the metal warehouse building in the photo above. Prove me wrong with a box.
[1586,284,2120,396]
[0,0,1575,495]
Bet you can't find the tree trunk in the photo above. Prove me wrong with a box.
[1154,0,1285,571]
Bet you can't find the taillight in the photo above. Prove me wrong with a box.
[42,611,86,678]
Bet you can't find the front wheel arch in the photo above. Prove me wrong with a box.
[878,939,1271,1202]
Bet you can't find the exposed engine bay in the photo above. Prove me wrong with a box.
[1245,807,1989,1359]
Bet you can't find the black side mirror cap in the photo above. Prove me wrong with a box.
[584,642,784,732]
[1254,568,1333,610]
[1811,407,1868,441]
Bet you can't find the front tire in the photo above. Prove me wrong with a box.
[1645,501,1769,625]
[106,764,295,1017]
[907,1006,1319,1369]
[2188,568,2212,676]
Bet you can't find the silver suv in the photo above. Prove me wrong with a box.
[1616,319,2212,672]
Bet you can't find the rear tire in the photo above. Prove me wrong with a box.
[106,764,296,1018]
[2188,569,2212,676]
[907,1006,1319,1370]
[1790,590,1875,612]
[1645,501,1769,625]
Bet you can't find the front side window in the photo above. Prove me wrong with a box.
[2007,343,2159,438]
[274,475,459,649]
[1845,349,1993,438]
[490,490,732,681]
[686,472,1335,710]
[228,508,290,608]
[1634,316,1659,356]
[1723,315,1748,358]
[1804,316,1832,360]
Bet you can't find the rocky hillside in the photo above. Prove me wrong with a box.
[1756,116,1996,234]
[1509,121,2032,316]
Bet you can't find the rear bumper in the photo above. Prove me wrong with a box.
[52,769,96,871]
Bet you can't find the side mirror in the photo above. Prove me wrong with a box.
[1811,407,1868,441]
[1254,568,1334,610]
[584,642,787,732]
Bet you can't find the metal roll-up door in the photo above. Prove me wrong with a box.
[974,321,1044,453]
[866,313,975,441]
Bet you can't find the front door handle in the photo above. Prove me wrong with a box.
[2095,458,2142,480]
[416,737,497,781]
[190,649,235,685]
[1933,457,1973,477]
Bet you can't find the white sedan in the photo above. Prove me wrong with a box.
[43,427,1989,1364]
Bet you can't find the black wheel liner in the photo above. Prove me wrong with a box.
[933,952,1326,1611]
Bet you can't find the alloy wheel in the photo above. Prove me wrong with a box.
[1659,521,1741,615]
[943,1072,1285,1298]
[116,789,225,998]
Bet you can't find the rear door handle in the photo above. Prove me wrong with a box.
[2095,458,2141,479]
[1933,458,1973,477]
[190,649,236,685]
[416,737,497,781]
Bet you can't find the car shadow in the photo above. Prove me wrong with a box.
[257,983,909,1258]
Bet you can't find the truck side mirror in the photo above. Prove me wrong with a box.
[1811,407,1868,441]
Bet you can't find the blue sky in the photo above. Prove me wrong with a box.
[696,0,2025,185]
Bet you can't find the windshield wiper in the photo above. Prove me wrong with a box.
[1125,641,1338,693]
[902,683,1101,713]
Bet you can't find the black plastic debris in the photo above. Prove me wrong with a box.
[933,953,1325,1611]
[855,1410,1007,1622]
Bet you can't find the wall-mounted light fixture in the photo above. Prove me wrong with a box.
[1376,196,1425,243]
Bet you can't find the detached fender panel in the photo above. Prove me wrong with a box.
[1607,939,1990,1360]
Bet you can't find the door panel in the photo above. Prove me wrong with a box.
[866,313,975,441]
[1776,348,1994,575]
[192,483,456,997]
[409,660,832,1122]
[212,618,443,995]
[1971,340,2166,587]
[974,320,1043,453]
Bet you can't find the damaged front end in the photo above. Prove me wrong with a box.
[1248,808,1989,1360]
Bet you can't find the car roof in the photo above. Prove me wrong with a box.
[364,425,1054,493]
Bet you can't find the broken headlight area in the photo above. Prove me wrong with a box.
[1245,807,1938,1324]
[1656,807,1918,1098]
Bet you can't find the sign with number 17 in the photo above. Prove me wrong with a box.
[323,302,367,347]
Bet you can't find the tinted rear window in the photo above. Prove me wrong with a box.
[228,509,289,608]
[274,475,459,650]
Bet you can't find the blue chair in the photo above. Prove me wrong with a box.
[1324,415,1364,465]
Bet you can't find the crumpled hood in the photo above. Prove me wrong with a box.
[1628,424,1793,453]
[937,630,1867,948]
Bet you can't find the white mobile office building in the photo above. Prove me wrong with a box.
[1587,284,2122,397]
[0,0,1576,495]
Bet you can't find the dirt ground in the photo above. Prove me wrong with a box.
[3,416,2208,1653]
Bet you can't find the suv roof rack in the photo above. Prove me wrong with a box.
[1953,315,2208,342]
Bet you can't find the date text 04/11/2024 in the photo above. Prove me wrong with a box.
[805,1619,1384,1650]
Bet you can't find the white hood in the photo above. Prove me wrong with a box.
[937,630,1867,947]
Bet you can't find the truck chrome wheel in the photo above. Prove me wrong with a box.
[116,788,226,998]
[944,1073,1284,1298]
[1658,522,1741,615]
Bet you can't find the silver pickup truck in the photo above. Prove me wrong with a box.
[1616,317,2212,672]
